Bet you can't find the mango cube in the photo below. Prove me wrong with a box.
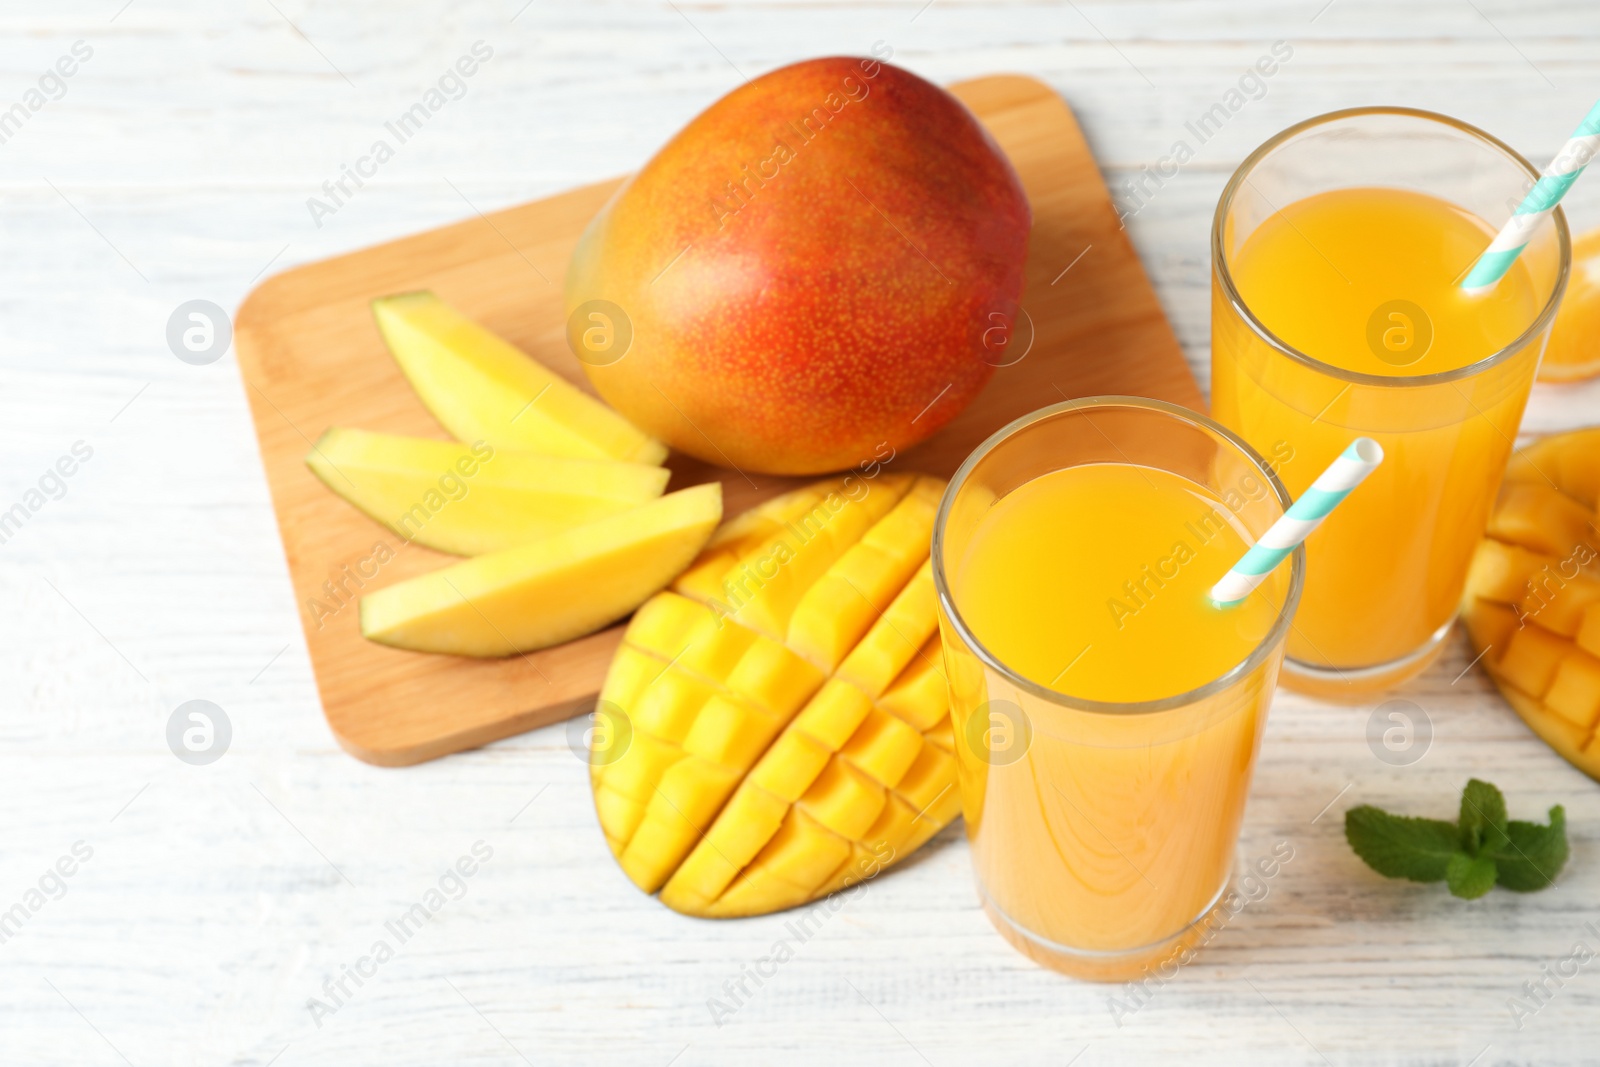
[1544,651,1600,731]
[1497,625,1570,697]
[1518,573,1600,638]
[1487,481,1595,559]
[1464,539,1556,603]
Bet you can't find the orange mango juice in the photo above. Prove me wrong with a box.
[945,461,1289,966]
[1213,187,1543,678]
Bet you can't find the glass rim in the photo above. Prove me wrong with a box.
[1211,105,1573,389]
[930,395,1306,716]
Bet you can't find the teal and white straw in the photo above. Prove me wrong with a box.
[1461,99,1600,292]
[1210,439,1384,608]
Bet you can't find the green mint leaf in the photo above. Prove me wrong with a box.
[1459,778,1509,856]
[1345,805,1461,883]
[1494,806,1570,892]
[1445,852,1498,899]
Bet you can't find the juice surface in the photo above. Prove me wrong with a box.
[1232,187,1537,377]
[954,462,1281,703]
[1213,186,1544,674]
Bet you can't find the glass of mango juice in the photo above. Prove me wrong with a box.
[932,397,1303,980]
[1212,108,1571,697]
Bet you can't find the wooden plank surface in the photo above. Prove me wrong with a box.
[233,72,1198,767]
[3,2,1599,1065]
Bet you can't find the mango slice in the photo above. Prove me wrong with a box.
[1462,428,1600,781]
[1539,227,1600,383]
[361,483,721,656]
[306,427,670,555]
[372,291,667,464]
[591,474,961,917]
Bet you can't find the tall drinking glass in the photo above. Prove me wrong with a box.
[932,397,1303,981]
[1212,108,1570,697]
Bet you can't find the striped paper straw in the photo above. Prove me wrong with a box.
[1461,99,1600,292]
[1210,438,1384,608]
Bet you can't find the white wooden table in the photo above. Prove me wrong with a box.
[3,1,1598,1063]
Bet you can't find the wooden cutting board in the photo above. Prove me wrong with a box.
[235,73,1201,767]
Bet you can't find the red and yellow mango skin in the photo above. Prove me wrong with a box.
[566,55,1031,476]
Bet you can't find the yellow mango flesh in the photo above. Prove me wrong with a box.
[1504,427,1600,509]
[1539,228,1600,383]
[306,427,669,555]
[372,291,667,464]
[361,483,721,656]
[591,474,961,917]
[1462,429,1600,781]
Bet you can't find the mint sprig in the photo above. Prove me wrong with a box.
[1345,778,1568,899]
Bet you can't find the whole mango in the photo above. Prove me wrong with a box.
[565,56,1031,475]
